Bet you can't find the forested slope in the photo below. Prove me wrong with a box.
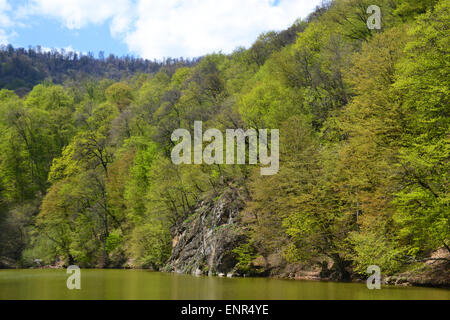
[0,45,199,96]
[0,0,448,284]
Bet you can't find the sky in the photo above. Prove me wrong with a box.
[0,0,323,60]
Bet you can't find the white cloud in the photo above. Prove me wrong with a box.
[0,0,11,26]
[0,0,13,44]
[39,45,86,56]
[16,0,323,59]
[26,0,134,30]
[0,29,8,45]
[125,0,322,58]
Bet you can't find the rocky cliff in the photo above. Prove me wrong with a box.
[163,188,449,288]
[164,187,247,276]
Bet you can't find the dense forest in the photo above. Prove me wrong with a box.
[0,0,448,282]
[0,45,200,96]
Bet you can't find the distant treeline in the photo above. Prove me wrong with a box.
[0,5,320,98]
[0,45,201,95]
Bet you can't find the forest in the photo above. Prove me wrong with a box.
[0,0,448,282]
[0,45,199,96]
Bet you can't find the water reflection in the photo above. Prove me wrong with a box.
[0,269,448,300]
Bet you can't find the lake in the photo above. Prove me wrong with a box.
[0,269,448,300]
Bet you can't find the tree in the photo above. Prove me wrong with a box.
[392,0,450,257]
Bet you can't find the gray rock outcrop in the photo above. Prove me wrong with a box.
[164,188,247,276]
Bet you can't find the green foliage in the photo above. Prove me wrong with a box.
[232,242,258,274]
[239,69,301,128]
[129,220,172,269]
[347,230,405,275]
[105,82,133,111]
[0,0,447,278]
[395,0,438,18]
[106,230,123,254]
[392,0,450,256]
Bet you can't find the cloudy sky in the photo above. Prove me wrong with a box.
[0,0,323,59]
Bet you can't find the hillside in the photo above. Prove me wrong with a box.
[0,45,199,96]
[0,0,448,286]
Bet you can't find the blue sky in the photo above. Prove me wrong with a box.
[0,0,323,59]
[13,18,130,58]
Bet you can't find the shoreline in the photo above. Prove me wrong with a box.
[2,266,448,290]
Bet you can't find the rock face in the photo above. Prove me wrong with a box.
[164,187,449,288]
[0,256,16,269]
[386,248,450,288]
[164,188,247,275]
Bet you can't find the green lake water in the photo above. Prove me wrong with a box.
[0,269,448,300]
